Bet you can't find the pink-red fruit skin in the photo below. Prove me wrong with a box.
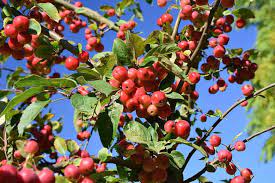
[234,141,246,151]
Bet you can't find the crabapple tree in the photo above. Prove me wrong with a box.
[0,0,274,183]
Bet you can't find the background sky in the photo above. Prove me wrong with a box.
[1,0,275,182]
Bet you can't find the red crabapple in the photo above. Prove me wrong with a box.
[151,91,167,107]
[65,56,79,70]
[164,120,175,133]
[147,104,158,116]
[241,168,253,182]
[79,157,94,174]
[4,24,18,38]
[112,66,128,82]
[122,79,136,94]
[175,120,190,139]
[157,0,167,7]
[18,168,39,183]
[0,164,18,183]
[218,149,232,163]
[241,84,254,96]
[209,135,221,147]
[188,72,201,84]
[38,168,55,183]
[226,162,237,175]
[230,176,245,183]
[13,16,30,32]
[64,165,81,180]
[234,141,246,151]
[24,140,39,154]
[221,0,235,8]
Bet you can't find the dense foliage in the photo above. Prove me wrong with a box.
[0,0,274,183]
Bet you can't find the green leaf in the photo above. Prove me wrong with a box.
[170,150,185,168]
[75,67,101,80]
[170,138,208,157]
[66,140,80,154]
[166,92,185,100]
[139,56,158,67]
[126,32,145,57]
[28,18,41,35]
[38,3,61,22]
[55,176,72,183]
[89,80,114,96]
[0,87,44,118]
[73,110,82,133]
[15,140,27,158]
[98,147,112,162]
[97,111,113,148]
[124,122,151,144]
[112,38,133,66]
[71,94,97,113]
[108,102,123,139]
[15,75,77,88]
[18,100,50,135]
[145,0,153,4]
[92,52,117,77]
[54,137,67,155]
[148,126,158,142]
[198,176,212,183]
[133,3,143,21]
[34,44,55,59]
[100,5,114,11]
[145,44,181,58]
[232,8,255,19]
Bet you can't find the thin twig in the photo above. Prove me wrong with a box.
[181,83,275,172]
[183,125,275,182]
[171,11,182,40]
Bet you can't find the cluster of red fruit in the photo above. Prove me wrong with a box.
[59,2,87,33]
[84,28,104,52]
[62,157,98,183]
[164,120,191,139]
[196,134,253,183]
[156,13,173,27]
[110,64,172,119]
[118,141,169,183]
[0,164,55,183]
[64,50,89,70]
[117,20,137,40]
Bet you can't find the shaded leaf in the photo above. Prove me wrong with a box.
[112,38,133,66]
[124,122,151,144]
[38,3,61,22]
[89,80,114,96]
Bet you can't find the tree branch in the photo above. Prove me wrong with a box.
[175,0,221,93]
[183,125,275,182]
[171,11,182,40]
[181,83,275,172]
[53,0,119,31]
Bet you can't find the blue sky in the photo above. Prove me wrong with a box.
[1,0,275,182]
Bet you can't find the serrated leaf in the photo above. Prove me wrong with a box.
[54,137,67,155]
[166,92,185,100]
[0,87,44,118]
[126,32,145,57]
[15,75,77,88]
[124,122,151,144]
[112,38,133,66]
[98,147,112,162]
[71,94,97,113]
[34,44,55,58]
[170,150,185,168]
[232,8,255,19]
[28,18,41,35]
[18,100,50,135]
[38,3,61,22]
[89,80,114,96]
[139,56,158,67]
[108,102,123,139]
[66,140,80,154]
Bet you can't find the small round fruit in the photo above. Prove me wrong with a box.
[0,164,18,183]
[65,56,79,70]
[209,135,221,147]
[164,120,175,133]
[4,24,18,38]
[241,84,254,96]
[122,79,136,94]
[147,104,158,116]
[79,157,94,174]
[112,66,128,82]
[230,176,245,183]
[218,149,232,163]
[78,51,89,63]
[200,114,207,122]
[18,168,39,183]
[234,141,246,151]
[241,168,253,182]
[226,162,237,175]
[24,140,39,154]
[157,0,167,7]
[221,0,235,8]
[64,165,81,180]
[174,120,190,139]
[13,16,30,32]
[38,168,55,183]
[151,91,167,107]
[188,72,200,84]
